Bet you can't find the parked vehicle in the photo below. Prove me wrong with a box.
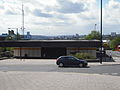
[115,45,120,51]
[56,56,88,67]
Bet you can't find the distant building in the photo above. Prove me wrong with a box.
[24,32,32,40]
[31,35,56,40]
[111,32,116,37]
[0,33,8,40]
[8,30,15,35]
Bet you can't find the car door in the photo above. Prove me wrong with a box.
[63,57,69,65]
[70,57,80,66]
[63,57,72,66]
[67,57,76,66]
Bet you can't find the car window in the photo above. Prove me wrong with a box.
[68,57,76,60]
[64,57,69,60]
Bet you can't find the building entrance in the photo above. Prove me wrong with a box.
[41,47,66,58]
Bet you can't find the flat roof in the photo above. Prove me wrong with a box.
[0,40,100,43]
[0,40,101,48]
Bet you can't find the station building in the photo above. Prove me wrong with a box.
[0,40,101,59]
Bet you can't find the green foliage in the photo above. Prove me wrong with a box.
[0,47,5,52]
[85,30,100,40]
[15,33,22,40]
[103,43,110,49]
[5,36,13,40]
[5,33,21,40]
[0,47,13,51]
[110,37,120,50]
[71,53,96,59]
[5,47,14,51]
[0,47,14,57]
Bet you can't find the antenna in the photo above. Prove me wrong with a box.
[22,3,24,38]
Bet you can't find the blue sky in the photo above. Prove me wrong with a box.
[103,0,109,6]
[0,0,120,35]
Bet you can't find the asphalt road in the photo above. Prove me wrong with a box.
[1,59,120,90]
[0,59,120,76]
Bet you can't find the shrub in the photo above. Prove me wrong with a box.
[71,53,96,59]
[110,37,120,50]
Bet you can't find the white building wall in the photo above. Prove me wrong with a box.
[14,48,20,56]
[14,47,97,58]
[14,47,41,57]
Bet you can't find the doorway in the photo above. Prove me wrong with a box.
[41,47,66,59]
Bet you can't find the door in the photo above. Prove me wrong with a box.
[41,47,66,58]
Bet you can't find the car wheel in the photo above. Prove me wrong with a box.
[59,63,64,67]
[79,63,83,67]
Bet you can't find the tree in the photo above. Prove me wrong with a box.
[103,43,110,49]
[85,31,100,40]
[110,37,120,50]
[5,33,21,40]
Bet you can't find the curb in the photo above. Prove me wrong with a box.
[0,57,9,60]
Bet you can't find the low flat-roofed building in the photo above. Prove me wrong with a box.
[0,40,101,59]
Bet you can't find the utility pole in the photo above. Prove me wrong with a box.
[100,0,103,64]
[22,3,25,39]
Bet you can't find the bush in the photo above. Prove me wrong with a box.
[71,53,96,59]
[110,37,120,50]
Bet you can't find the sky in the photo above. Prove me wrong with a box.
[0,0,120,36]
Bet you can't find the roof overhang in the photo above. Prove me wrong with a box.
[0,40,101,48]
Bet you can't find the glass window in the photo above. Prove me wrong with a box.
[68,57,76,60]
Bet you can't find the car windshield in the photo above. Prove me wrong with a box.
[73,57,79,60]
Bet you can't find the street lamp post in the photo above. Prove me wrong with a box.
[100,0,103,64]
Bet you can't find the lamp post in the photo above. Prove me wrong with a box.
[100,0,103,64]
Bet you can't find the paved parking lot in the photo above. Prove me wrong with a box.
[0,58,120,90]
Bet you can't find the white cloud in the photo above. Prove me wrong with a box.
[103,0,120,33]
[56,0,86,14]
[0,0,120,35]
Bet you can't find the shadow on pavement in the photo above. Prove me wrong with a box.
[102,57,115,62]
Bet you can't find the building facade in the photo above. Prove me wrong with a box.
[0,40,101,59]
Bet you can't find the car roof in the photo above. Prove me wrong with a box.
[59,56,74,58]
